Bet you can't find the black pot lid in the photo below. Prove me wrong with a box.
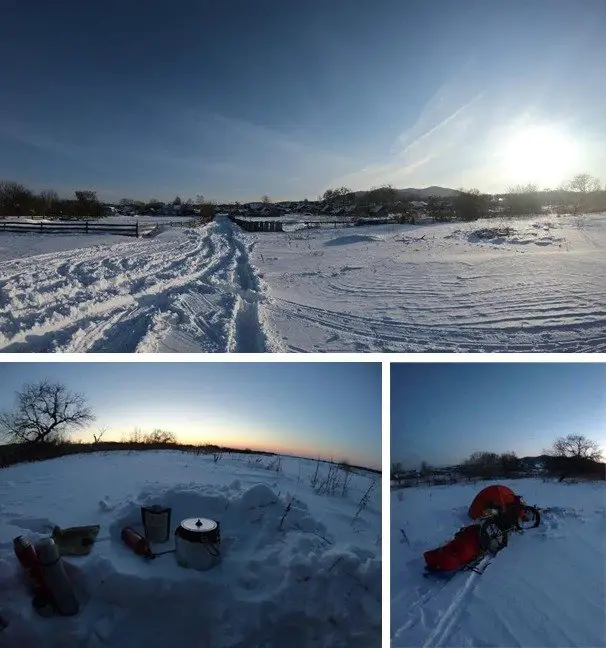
[180,517,217,533]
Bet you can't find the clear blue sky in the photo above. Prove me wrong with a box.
[0,362,381,468]
[1,0,604,202]
[391,363,606,468]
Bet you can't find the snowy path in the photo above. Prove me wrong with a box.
[0,217,275,353]
[391,480,606,647]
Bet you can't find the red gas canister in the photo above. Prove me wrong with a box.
[121,527,154,558]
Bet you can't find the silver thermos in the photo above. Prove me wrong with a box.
[35,538,79,616]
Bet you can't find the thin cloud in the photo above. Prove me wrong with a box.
[328,90,483,191]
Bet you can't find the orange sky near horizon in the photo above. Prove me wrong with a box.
[72,425,378,470]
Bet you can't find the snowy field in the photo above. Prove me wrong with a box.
[0,451,381,648]
[251,213,606,352]
[0,213,604,352]
[0,233,137,264]
[391,478,606,647]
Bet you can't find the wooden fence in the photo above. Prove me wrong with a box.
[0,220,141,237]
[231,217,284,232]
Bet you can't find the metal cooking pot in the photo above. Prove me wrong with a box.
[174,518,221,571]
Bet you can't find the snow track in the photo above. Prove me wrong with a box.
[0,217,275,353]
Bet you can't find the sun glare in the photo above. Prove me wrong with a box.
[501,124,580,187]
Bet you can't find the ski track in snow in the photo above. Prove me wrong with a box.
[421,557,489,648]
[0,217,273,353]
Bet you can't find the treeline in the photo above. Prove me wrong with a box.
[0,181,215,219]
[320,173,606,222]
[392,434,605,484]
[0,435,275,470]
[0,182,106,219]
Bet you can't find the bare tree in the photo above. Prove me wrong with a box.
[0,181,34,216]
[145,429,177,445]
[261,195,271,204]
[322,187,352,203]
[92,425,108,444]
[568,173,601,194]
[0,381,95,444]
[462,451,501,478]
[548,434,602,461]
[40,189,59,216]
[74,190,98,204]
[500,452,521,475]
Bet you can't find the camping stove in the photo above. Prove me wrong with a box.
[174,518,221,571]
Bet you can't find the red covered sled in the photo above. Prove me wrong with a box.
[424,524,483,572]
[423,485,541,574]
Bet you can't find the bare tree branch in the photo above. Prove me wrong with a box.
[548,434,602,461]
[0,380,95,444]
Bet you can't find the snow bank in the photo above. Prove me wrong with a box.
[391,478,606,647]
[0,451,381,648]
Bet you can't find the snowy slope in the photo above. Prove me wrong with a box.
[0,451,381,648]
[251,214,606,352]
[1,213,604,352]
[391,479,606,647]
[0,217,279,352]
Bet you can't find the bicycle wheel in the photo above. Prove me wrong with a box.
[479,518,508,554]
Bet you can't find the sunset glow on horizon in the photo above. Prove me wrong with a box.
[0,363,381,469]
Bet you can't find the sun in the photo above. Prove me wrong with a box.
[500,124,580,187]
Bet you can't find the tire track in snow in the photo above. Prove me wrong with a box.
[0,217,272,353]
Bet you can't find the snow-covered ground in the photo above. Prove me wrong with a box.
[0,217,275,352]
[251,213,606,352]
[0,216,198,263]
[391,478,606,647]
[0,213,604,352]
[0,450,381,648]
[0,233,137,264]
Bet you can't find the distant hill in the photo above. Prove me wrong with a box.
[397,186,460,198]
[353,186,459,199]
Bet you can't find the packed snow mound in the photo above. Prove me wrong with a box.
[391,478,606,647]
[0,451,381,648]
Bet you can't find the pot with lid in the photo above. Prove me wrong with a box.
[174,518,221,571]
